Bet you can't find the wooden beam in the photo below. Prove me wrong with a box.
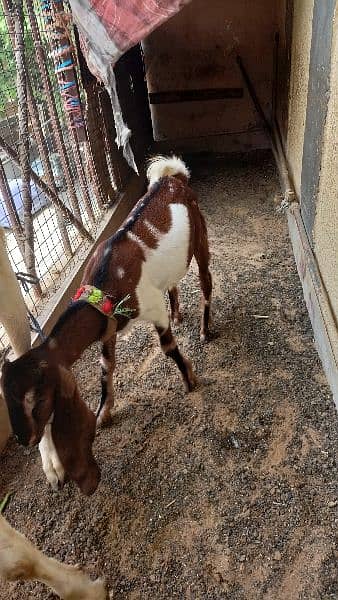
[149,88,243,104]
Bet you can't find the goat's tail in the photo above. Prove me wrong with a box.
[147,155,190,187]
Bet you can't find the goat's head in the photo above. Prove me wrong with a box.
[1,350,54,447]
[1,353,100,495]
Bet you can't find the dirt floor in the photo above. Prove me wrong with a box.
[1,153,337,599]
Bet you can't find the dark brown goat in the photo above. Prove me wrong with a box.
[1,156,212,494]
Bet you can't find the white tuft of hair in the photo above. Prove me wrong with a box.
[147,155,190,187]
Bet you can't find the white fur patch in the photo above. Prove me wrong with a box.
[100,356,110,371]
[144,219,161,239]
[135,204,190,327]
[25,389,35,406]
[117,266,125,279]
[147,155,190,187]
[127,231,149,255]
[39,423,65,491]
[144,204,190,291]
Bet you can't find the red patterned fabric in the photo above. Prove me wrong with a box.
[69,0,191,70]
[68,0,191,170]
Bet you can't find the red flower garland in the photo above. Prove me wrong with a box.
[72,286,115,316]
[102,299,114,314]
[73,286,85,301]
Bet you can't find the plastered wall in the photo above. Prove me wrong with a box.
[286,0,314,198]
[313,9,338,343]
[286,0,338,385]
[143,0,282,152]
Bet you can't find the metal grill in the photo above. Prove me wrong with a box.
[0,0,114,350]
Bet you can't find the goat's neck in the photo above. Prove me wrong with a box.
[45,304,107,368]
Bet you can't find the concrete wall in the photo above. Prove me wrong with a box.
[286,0,338,400]
[143,0,283,152]
[313,7,338,345]
[286,0,314,198]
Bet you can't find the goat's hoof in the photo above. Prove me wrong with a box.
[200,329,211,343]
[173,312,183,326]
[183,358,198,392]
[96,412,113,428]
[185,374,198,393]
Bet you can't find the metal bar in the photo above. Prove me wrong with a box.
[27,84,73,258]
[83,82,115,206]
[42,0,95,224]
[42,0,86,142]
[272,32,279,124]
[236,54,295,206]
[71,34,106,210]
[236,56,272,134]
[68,129,95,224]
[149,87,243,104]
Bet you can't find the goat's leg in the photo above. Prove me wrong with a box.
[194,221,212,342]
[168,286,183,325]
[155,323,197,392]
[96,334,116,426]
[198,267,212,342]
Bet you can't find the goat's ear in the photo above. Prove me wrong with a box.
[52,366,100,495]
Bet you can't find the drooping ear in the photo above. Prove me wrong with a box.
[51,366,100,495]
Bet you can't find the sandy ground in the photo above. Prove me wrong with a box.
[0,153,337,599]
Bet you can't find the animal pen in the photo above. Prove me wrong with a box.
[0,1,337,599]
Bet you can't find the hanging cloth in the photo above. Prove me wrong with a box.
[68,0,191,172]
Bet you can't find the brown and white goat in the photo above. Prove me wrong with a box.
[1,156,212,494]
[0,233,106,598]
[0,515,107,599]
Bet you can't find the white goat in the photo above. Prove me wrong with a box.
[0,227,106,599]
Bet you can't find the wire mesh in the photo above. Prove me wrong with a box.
[0,0,111,351]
